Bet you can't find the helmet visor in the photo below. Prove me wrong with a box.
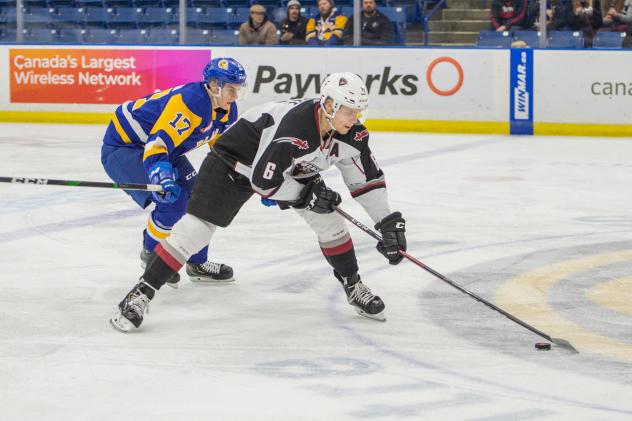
[213,80,249,101]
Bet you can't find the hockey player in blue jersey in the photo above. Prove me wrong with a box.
[101,57,247,286]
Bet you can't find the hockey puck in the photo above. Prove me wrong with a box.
[535,342,551,350]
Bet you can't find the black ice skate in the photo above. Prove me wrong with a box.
[140,248,180,289]
[335,272,386,322]
[186,261,234,283]
[109,281,155,333]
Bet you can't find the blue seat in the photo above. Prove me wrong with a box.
[512,30,542,47]
[208,28,239,44]
[24,7,56,28]
[55,7,87,28]
[190,0,223,6]
[131,0,162,6]
[184,27,212,44]
[381,6,406,23]
[198,7,233,28]
[0,28,20,42]
[547,30,583,48]
[85,27,118,42]
[4,7,19,22]
[84,7,109,27]
[116,28,149,43]
[231,7,249,28]
[25,28,60,43]
[476,30,512,48]
[57,27,87,43]
[48,0,76,6]
[186,7,206,26]
[23,0,49,7]
[593,31,626,49]
[148,27,179,43]
[108,7,142,28]
[140,7,173,27]
[75,0,105,7]
[105,0,133,7]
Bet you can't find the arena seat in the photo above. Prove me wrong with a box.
[547,30,583,48]
[476,30,512,48]
[593,31,626,49]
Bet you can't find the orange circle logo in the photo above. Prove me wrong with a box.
[426,57,464,97]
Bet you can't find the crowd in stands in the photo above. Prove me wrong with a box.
[490,0,632,47]
[0,0,406,45]
[238,0,396,45]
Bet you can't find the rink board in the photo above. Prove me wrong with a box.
[0,45,631,136]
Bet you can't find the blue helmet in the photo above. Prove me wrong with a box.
[203,57,247,87]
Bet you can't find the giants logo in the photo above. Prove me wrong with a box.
[353,129,369,142]
[274,137,309,150]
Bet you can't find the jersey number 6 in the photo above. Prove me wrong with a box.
[169,112,191,136]
[263,162,276,180]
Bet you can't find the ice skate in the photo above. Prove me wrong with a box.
[186,261,234,283]
[336,272,386,322]
[110,281,155,333]
[140,248,180,289]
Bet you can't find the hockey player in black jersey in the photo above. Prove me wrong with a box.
[110,72,407,332]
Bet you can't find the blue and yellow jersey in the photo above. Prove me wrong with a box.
[306,8,347,45]
[104,82,238,172]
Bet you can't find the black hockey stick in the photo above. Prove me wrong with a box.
[335,207,579,353]
[0,176,163,192]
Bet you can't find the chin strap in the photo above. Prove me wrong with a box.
[320,104,341,133]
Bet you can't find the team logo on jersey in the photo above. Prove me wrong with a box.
[274,137,309,150]
[353,129,369,142]
[218,59,229,70]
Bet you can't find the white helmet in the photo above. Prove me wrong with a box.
[319,72,369,119]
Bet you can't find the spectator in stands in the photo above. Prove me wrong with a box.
[550,0,576,29]
[306,0,347,45]
[523,0,553,30]
[280,0,308,45]
[491,0,529,31]
[239,4,277,45]
[601,0,631,31]
[343,0,394,45]
[570,0,603,45]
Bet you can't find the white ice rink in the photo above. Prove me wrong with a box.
[1,123,631,420]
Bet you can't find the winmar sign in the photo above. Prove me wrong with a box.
[252,65,419,98]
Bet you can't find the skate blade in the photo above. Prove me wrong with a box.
[354,307,386,322]
[189,276,235,283]
[166,281,179,289]
[110,312,135,333]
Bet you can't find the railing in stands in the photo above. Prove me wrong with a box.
[419,0,445,46]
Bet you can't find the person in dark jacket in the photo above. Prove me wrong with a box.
[280,0,308,45]
[569,0,603,45]
[343,0,394,45]
[491,0,529,30]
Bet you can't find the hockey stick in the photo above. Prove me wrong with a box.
[0,176,163,192]
[335,207,579,353]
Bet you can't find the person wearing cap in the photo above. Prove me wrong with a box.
[239,4,277,45]
[280,0,308,45]
[343,0,394,45]
[306,0,348,45]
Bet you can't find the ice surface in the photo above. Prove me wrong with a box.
[1,123,631,420]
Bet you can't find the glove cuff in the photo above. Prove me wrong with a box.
[375,211,403,230]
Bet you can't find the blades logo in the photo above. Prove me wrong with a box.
[274,137,309,150]
[353,129,369,142]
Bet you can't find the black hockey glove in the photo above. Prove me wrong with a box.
[375,212,407,265]
[292,176,341,214]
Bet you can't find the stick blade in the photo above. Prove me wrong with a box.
[551,337,579,354]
